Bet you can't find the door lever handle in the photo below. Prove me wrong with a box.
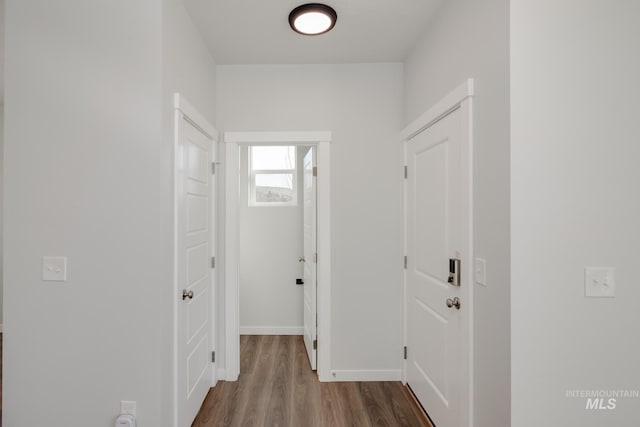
[182,289,194,300]
[298,256,306,263]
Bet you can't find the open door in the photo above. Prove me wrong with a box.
[302,147,317,369]
[175,95,217,427]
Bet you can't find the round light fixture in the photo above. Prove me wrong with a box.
[289,3,337,36]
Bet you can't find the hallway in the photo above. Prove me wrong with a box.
[192,336,431,427]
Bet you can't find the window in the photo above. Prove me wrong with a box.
[249,146,297,206]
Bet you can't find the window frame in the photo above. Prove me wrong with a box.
[248,145,298,207]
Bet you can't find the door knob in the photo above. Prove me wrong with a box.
[182,289,194,300]
[446,297,461,309]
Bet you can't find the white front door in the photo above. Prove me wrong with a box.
[303,147,317,369]
[176,110,216,426]
[405,105,471,427]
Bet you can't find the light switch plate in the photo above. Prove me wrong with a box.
[585,267,615,297]
[42,256,67,281]
[475,258,487,286]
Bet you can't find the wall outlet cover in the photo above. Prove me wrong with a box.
[120,400,136,417]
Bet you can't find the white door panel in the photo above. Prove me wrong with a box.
[406,106,470,427]
[303,147,317,369]
[414,141,448,282]
[177,113,215,427]
[187,335,209,396]
[187,195,208,233]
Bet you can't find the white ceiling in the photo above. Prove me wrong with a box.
[183,0,444,64]
[0,0,4,102]
[0,1,444,101]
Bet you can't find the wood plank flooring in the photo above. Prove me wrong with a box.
[192,335,432,427]
[1,333,3,426]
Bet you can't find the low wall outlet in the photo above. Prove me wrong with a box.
[121,401,136,417]
[115,414,136,427]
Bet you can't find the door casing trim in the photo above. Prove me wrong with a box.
[224,131,332,382]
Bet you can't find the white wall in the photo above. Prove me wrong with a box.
[3,0,216,425]
[239,145,303,333]
[163,0,217,123]
[403,1,510,426]
[4,2,165,425]
[0,0,4,101]
[0,104,3,327]
[217,64,404,377]
[0,0,4,327]
[511,2,640,426]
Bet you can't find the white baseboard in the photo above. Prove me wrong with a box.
[218,366,400,383]
[215,368,239,382]
[216,368,227,382]
[329,369,402,382]
[240,326,303,335]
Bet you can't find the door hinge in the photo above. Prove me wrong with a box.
[404,255,407,269]
[211,257,216,269]
[212,351,216,363]
[313,166,317,177]
[404,165,408,179]
[313,252,318,263]
[211,162,216,175]
[404,346,407,360]
[313,339,317,350]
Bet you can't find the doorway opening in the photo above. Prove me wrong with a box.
[239,145,316,358]
[224,132,332,382]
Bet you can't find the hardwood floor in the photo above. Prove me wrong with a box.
[192,335,432,427]
[1,333,3,425]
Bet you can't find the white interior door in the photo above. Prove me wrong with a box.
[405,106,471,427]
[176,111,215,427]
[303,147,317,369]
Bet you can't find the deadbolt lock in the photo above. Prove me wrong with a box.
[448,258,461,286]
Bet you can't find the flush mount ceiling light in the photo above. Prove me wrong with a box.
[289,3,337,35]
